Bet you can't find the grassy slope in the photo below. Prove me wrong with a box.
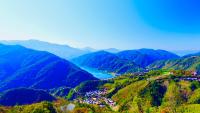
[110,73,200,113]
[148,56,200,74]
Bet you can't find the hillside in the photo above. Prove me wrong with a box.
[72,51,144,74]
[0,88,56,106]
[117,49,180,67]
[148,56,200,74]
[0,39,90,59]
[111,74,200,113]
[0,44,97,92]
[66,70,200,113]
[0,101,57,113]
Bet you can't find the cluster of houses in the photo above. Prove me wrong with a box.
[103,97,116,107]
[75,89,116,108]
[179,77,200,82]
[169,71,198,76]
[85,89,107,96]
[169,71,200,82]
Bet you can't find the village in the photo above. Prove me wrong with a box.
[74,89,116,108]
[169,70,200,82]
[179,77,200,82]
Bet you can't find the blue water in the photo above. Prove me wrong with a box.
[80,67,114,80]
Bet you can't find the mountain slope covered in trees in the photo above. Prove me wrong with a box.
[0,44,97,92]
[148,56,200,74]
[0,88,56,106]
[66,70,200,113]
[117,49,180,67]
[72,51,144,74]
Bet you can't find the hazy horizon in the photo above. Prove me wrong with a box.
[0,0,200,50]
[2,39,200,54]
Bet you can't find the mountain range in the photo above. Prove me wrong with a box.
[0,39,91,59]
[0,44,97,92]
[72,51,144,74]
[72,49,180,74]
[2,40,199,76]
[1,41,200,111]
[117,49,180,67]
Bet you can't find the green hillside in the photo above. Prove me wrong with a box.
[65,70,200,113]
[148,56,200,74]
[0,88,56,106]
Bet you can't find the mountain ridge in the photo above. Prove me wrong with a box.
[117,48,180,67]
[0,39,91,59]
[72,50,144,74]
[148,56,200,74]
[0,44,97,92]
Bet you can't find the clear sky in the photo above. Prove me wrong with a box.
[0,0,200,50]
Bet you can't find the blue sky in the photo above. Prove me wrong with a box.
[0,0,200,50]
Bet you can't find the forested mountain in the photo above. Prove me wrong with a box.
[0,39,90,59]
[148,56,200,74]
[0,88,56,106]
[0,44,97,92]
[72,51,144,74]
[117,49,180,67]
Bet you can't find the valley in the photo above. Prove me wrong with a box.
[0,0,199,112]
[0,42,200,113]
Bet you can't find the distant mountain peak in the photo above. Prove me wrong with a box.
[0,39,91,59]
[103,48,120,53]
[82,47,96,52]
